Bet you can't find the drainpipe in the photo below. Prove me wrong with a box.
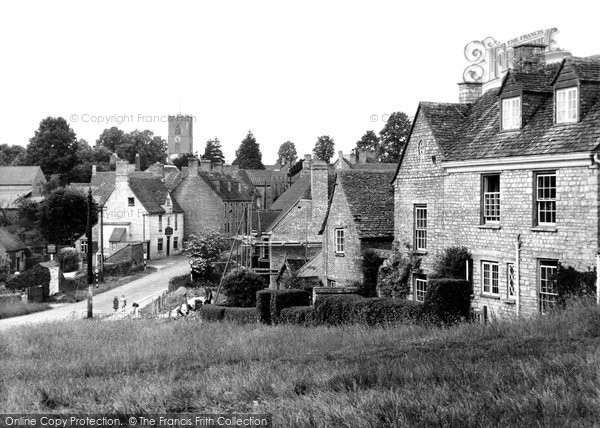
[597,251,600,306]
[515,234,522,317]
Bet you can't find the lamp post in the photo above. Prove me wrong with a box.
[86,188,94,319]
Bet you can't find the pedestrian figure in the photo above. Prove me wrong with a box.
[120,294,127,312]
[132,302,140,319]
[113,296,119,313]
[206,289,213,305]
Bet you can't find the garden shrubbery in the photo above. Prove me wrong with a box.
[168,274,191,292]
[270,289,311,324]
[6,264,50,291]
[199,305,258,323]
[421,278,472,324]
[279,306,314,325]
[199,305,226,321]
[57,247,79,273]
[221,268,265,307]
[256,289,273,324]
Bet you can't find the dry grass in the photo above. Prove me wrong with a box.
[0,301,51,320]
[1,300,600,426]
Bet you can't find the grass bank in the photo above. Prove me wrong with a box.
[0,302,52,320]
[1,300,599,426]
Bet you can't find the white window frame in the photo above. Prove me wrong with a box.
[539,260,558,314]
[536,172,557,226]
[482,261,499,296]
[80,239,88,254]
[157,238,164,252]
[482,174,500,223]
[414,205,427,251]
[556,87,578,124]
[334,228,345,254]
[502,97,521,130]
[507,263,515,299]
[414,276,428,302]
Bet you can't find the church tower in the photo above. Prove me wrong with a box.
[167,115,193,160]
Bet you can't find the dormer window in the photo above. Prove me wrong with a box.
[556,87,578,124]
[502,97,521,130]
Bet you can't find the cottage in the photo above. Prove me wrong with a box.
[393,46,600,318]
[0,166,46,212]
[320,170,395,287]
[0,228,28,273]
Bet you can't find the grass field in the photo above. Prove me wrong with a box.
[1,300,599,426]
[0,301,51,320]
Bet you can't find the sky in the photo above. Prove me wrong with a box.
[0,0,598,165]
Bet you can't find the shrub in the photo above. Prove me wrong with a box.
[377,243,421,298]
[60,273,87,294]
[421,278,472,324]
[270,289,311,324]
[313,294,364,325]
[223,307,258,324]
[360,249,383,297]
[57,247,79,273]
[221,268,265,308]
[279,306,315,325]
[256,289,273,324]
[556,264,596,306]
[103,260,142,277]
[199,305,226,321]
[6,264,50,291]
[431,246,472,279]
[168,274,191,292]
[184,231,229,281]
[352,298,422,325]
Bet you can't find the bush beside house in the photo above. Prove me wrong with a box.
[57,247,79,273]
[221,269,265,307]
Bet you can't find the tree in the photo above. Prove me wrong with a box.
[221,268,265,307]
[378,112,411,163]
[183,230,229,281]
[171,153,199,170]
[25,117,78,180]
[352,130,380,159]
[0,144,26,166]
[233,131,264,169]
[96,127,167,170]
[37,189,98,246]
[68,139,113,183]
[203,138,225,164]
[277,141,297,166]
[313,135,335,163]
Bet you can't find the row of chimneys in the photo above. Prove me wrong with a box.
[187,158,240,193]
[458,43,572,104]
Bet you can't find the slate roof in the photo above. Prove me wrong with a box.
[0,166,44,186]
[296,251,323,278]
[402,56,600,165]
[108,227,127,242]
[196,171,251,201]
[333,170,395,239]
[0,228,27,252]
[269,174,311,211]
[129,177,183,214]
[244,169,277,186]
[351,162,397,171]
[252,210,281,234]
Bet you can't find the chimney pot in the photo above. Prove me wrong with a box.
[188,158,199,176]
[212,162,224,174]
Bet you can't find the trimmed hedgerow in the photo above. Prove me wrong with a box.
[6,265,50,291]
[221,268,265,307]
[313,294,364,325]
[270,289,311,324]
[421,278,472,324]
[223,307,259,324]
[199,305,226,321]
[279,306,315,325]
[556,264,596,306]
[168,274,191,292]
[256,289,273,324]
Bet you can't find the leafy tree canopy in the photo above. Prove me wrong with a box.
[352,130,380,159]
[96,127,167,170]
[0,144,26,166]
[313,135,335,163]
[203,138,225,164]
[38,189,98,246]
[183,230,229,280]
[277,141,297,166]
[233,131,264,169]
[171,153,199,170]
[378,112,411,163]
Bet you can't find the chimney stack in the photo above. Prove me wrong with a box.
[212,162,223,174]
[302,154,312,176]
[92,165,97,176]
[458,82,483,104]
[115,160,129,184]
[135,153,141,171]
[512,44,546,73]
[310,160,329,233]
[200,159,212,172]
[188,158,199,176]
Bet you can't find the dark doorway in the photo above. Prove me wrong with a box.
[146,241,151,260]
[166,237,170,256]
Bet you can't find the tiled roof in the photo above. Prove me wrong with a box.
[252,210,281,234]
[269,174,311,211]
[196,171,251,201]
[568,57,600,82]
[108,227,127,242]
[408,56,600,163]
[336,170,395,239]
[0,228,27,252]
[352,163,397,171]
[296,251,323,278]
[129,177,183,214]
[0,166,44,186]
[244,169,287,186]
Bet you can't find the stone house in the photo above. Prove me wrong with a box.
[255,155,333,288]
[75,160,184,261]
[0,228,28,273]
[320,170,395,287]
[0,166,47,217]
[393,48,600,318]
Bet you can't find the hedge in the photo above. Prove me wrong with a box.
[270,289,311,324]
[6,265,50,291]
[199,305,226,321]
[223,307,259,324]
[256,289,273,324]
[313,294,364,325]
[279,306,315,325]
[221,269,265,307]
[421,278,471,324]
[168,274,191,292]
[60,273,87,294]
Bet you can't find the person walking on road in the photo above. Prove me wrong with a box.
[120,294,127,313]
[113,296,119,313]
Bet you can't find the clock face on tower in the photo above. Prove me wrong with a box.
[175,136,181,143]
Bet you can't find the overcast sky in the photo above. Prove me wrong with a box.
[0,0,597,165]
